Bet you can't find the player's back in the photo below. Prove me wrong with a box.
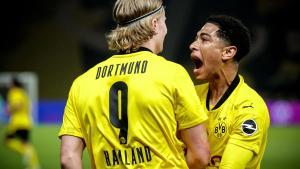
[71,50,196,168]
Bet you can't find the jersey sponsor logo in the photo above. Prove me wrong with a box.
[241,119,257,135]
[213,117,227,138]
[96,60,148,78]
[103,146,152,166]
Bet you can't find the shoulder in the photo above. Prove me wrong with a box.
[70,61,104,91]
[234,75,269,119]
[155,54,187,70]
[151,54,192,81]
[236,78,267,108]
[195,83,209,97]
[8,87,25,97]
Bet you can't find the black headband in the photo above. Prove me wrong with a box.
[117,4,163,26]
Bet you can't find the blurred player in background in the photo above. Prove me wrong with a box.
[59,0,210,168]
[4,77,40,169]
[189,15,270,168]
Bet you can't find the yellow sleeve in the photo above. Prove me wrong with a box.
[174,66,207,130]
[229,100,269,154]
[220,143,253,169]
[58,80,83,138]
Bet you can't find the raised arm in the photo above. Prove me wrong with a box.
[60,135,85,169]
[180,123,210,169]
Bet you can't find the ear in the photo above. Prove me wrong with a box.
[221,46,237,61]
[152,18,158,32]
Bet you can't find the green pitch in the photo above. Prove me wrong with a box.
[0,124,299,169]
[0,124,91,169]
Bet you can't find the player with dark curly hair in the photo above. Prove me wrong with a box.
[190,15,270,169]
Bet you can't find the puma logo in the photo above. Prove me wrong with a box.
[242,103,253,109]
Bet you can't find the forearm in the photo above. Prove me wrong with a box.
[60,135,85,169]
[186,149,209,169]
[220,143,253,169]
[61,154,83,169]
[182,124,210,169]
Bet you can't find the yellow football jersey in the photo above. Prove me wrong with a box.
[195,75,270,169]
[59,49,207,169]
[7,87,32,133]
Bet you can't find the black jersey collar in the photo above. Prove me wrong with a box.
[206,74,240,110]
[119,47,153,54]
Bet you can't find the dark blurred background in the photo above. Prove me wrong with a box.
[0,0,299,100]
[0,1,299,168]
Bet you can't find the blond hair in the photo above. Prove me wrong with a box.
[106,0,164,52]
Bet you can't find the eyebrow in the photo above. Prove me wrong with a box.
[195,32,211,40]
[198,29,219,38]
[199,32,211,37]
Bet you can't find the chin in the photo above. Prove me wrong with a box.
[195,76,204,81]
[194,73,206,81]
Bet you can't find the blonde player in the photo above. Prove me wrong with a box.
[189,15,270,169]
[5,78,40,169]
[59,0,210,168]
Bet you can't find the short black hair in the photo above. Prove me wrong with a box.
[12,77,23,88]
[206,15,251,62]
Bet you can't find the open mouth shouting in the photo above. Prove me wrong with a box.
[191,55,203,74]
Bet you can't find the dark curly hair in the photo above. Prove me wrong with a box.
[207,15,251,62]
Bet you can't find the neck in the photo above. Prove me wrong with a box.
[142,40,159,54]
[208,63,238,107]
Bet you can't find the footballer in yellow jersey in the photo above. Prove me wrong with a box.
[59,49,208,168]
[195,75,270,169]
[59,0,210,168]
[190,15,270,169]
[5,78,40,169]
[6,82,32,137]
